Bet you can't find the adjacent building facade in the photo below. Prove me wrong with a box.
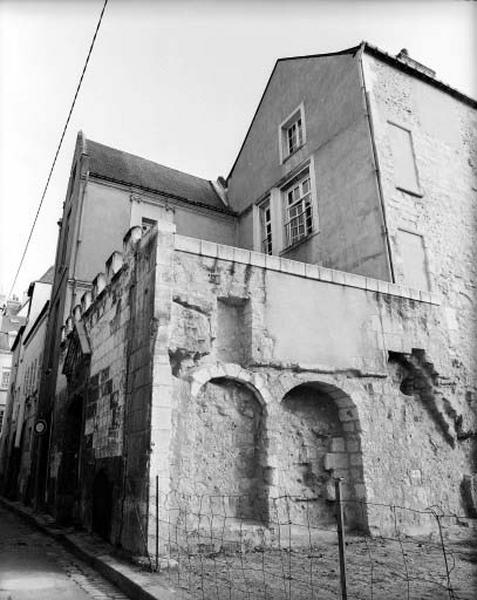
[0,269,53,500]
[2,42,476,555]
[0,295,26,435]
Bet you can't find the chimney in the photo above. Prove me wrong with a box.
[396,48,436,79]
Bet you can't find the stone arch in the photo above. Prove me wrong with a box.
[275,379,368,532]
[190,363,272,408]
[186,364,270,525]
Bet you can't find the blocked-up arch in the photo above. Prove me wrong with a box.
[190,363,272,408]
[187,363,270,524]
[275,377,368,531]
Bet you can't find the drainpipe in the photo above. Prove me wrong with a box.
[357,43,395,283]
[71,149,90,307]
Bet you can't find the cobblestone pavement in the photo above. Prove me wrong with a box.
[0,505,131,600]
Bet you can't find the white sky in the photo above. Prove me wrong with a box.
[0,0,475,300]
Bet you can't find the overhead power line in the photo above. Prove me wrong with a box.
[7,0,109,299]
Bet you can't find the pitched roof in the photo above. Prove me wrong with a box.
[227,42,476,180]
[362,42,476,110]
[38,266,55,284]
[27,266,54,298]
[85,139,231,213]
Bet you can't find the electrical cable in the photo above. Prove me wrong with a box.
[7,0,109,299]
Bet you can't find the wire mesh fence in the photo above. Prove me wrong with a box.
[134,478,476,600]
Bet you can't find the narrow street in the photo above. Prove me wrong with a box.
[0,505,131,600]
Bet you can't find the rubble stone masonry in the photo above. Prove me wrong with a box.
[59,219,476,554]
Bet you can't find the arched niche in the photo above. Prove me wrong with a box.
[276,381,367,531]
[185,375,269,525]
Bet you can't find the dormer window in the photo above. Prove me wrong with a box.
[279,104,306,163]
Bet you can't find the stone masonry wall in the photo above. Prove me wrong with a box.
[60,226,158,553]
[60,223,477,553]
[362,56,477,511]
[363,54,476,406]
[153,233,477,540]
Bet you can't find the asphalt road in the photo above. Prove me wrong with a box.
[0,504,130,600]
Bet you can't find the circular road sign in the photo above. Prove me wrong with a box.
[34,419,47,435]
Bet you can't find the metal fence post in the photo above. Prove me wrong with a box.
[335,477,348,600]
[155,474,159,572]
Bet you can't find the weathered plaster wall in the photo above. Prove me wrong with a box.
[282,118,388,280]
[228,53,390,279]
[74,181,132,281]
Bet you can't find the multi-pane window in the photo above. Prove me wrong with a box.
[280,105,305,162]
[260,200,273,255]
[1,368,10,389]
[283,171,313,247]
[286,117,303,156]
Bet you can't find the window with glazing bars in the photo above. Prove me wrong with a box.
[1,369,10,389]
[286,117,303,156]
[284,172,313,247]
[260,200,272,254]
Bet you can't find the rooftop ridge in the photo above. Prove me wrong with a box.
[83,138,231,212]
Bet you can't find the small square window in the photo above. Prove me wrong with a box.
[279,104,306,163]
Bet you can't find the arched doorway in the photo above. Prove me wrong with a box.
[92,470,113,540]
[278,382,366,531]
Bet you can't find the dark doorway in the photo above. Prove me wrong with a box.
[65,395,84,493]
[92,470,112,540]
[56,395,84,523]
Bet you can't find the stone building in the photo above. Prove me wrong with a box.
[6,42,476,555]
[32,131,234,512]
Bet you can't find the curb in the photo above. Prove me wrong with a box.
[0,496,180,600]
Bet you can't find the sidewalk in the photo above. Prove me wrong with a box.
[0,496,183,600]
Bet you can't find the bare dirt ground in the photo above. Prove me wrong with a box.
[156,533,476,599]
